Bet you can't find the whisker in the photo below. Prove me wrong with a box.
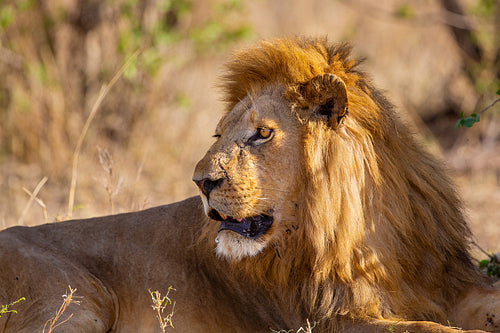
[216,195,271,217]
[256,187,290,194]
[240,201,269,216]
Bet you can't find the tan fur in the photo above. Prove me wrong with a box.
[0,37,499,333]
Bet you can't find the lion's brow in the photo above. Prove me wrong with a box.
[245,93,256,113]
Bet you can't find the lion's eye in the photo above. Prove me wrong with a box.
[246,127,274,146]
[257,127,273,139]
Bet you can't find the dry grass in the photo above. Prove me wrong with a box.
[96,146,124,215]
[66,49,140,219]
[0,297,25,318]
[17,176,48,225]
[21,186,48,223]
[271,319,316,333]
[149,287,176,332]
[42,286,81,333]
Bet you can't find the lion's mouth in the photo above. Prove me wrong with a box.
[208,209,273,239]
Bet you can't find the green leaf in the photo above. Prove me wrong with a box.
[459,110,464,118]
[496,89,500,95]
[479,259,489,269]
[470,113,480,123]
[454,119,462,130]
[461,117,476,128]
[478,256,500,278]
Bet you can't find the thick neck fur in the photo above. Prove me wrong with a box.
[291,87,480,323]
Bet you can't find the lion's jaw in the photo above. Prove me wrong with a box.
[193,88,302,261]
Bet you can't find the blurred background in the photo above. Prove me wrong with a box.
[0,0,498,253]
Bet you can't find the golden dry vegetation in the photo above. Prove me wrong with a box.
[0,0,499,254]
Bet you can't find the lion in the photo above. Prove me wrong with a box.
[1,36,499,333]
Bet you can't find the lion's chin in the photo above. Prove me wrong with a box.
[215,231,268,261]
[203,206,274,260]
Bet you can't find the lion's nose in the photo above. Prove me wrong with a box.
[193,178,223,198]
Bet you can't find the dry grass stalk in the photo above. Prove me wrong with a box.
[42,285,81,333]
[97,146,123,214]
[0,297,25,318]
[149,287,175,332]
[297,319,316,333]
[129,147,149,211]
[271,319,316,333]
[135,149,148,184]
[22,187,48,223]
[67,49,141,219]
[17,176,48,226]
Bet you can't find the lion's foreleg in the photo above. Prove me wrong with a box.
[449,284,500,332]
[340,318,485,333]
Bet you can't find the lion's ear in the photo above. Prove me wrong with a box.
[297,74,348,128]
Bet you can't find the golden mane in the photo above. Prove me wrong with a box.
[221,37,358,112]
[206,36,483,328]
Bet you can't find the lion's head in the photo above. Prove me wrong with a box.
[193,85,304,260]
[193,38,353,261]
[193,37,479,323]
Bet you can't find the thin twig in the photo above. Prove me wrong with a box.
[473,241,499,262]
[22,187,48,223]
[17,176,48,225]
[67,49,140,218]
[477,97,500,116]
[296,319,316,333]
[130,147,149,210]
[97,146,123,214]
[271,319,316,333]
[135,148,148,183]
[149,288,175,332]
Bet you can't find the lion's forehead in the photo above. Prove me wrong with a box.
[217,89,295,136]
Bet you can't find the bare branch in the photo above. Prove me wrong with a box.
[17,176,48,225]
[477,97,500,116]
[22,187,48,223]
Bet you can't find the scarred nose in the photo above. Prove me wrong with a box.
[193,178,223,198]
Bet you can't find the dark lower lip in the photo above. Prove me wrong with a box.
[217,214,273,239]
